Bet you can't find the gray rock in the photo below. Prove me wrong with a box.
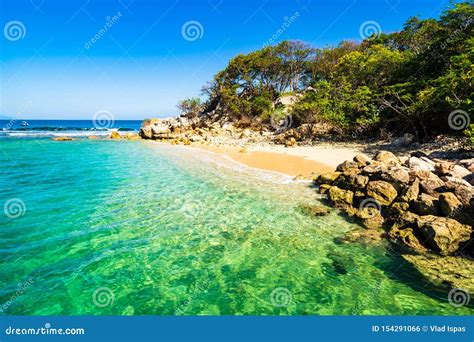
[407,157,435,172]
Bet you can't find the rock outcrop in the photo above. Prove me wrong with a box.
[314,151,473,257]
[52,136,75,141]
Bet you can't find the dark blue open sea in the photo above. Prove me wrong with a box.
[0,119,142,138]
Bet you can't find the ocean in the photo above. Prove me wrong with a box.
[0,122,471,315]
[0,119,142,138]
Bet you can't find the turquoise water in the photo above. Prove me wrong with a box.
[0,138,471,315]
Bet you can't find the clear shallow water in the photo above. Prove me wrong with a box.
[0,138,472,315]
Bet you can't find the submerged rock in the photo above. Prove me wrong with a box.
[299,204,331,217]
[52,136,75,141]
[402,254,474,293]
[337,228,385,245]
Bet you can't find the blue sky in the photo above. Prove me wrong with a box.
[0,0,457,119]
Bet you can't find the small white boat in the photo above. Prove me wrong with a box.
[21,121,29,126]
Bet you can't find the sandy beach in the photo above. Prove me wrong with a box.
[193,143,365,178]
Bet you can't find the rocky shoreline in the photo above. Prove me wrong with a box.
[315,151,474,293]
[139,117,473,296]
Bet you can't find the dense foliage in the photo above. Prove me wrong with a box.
[186,2,473,140]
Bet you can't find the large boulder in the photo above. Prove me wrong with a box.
[336,161,360,173]
[416,215,471,255]
[388,226,427,253]
[139,120,172,139]
[419,174,446,196]
[380,166,410,192]
[444,180,473,206]
[398,178,420,202]
[439,192,463,218]
[318,184,332,194]
[412,193,440,216]
[366,181,398,206]
[327,186,354,209]
[373,151,400,166]
[314,172,341,186]
[109,131,122,139]
[407,157,435,172]
[356,207,385,229]
[336,173,369,191]
[450,165,471,179]
[353,154,370,167]
[151,122,171,137]
[139,125,153,139]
